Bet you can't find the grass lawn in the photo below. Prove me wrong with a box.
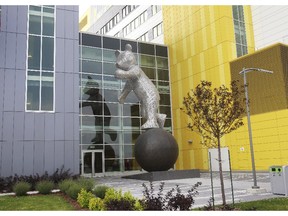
[0,194,76,210]
[233,197,288,211]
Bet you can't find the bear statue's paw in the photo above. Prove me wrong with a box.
[157,113,167,128]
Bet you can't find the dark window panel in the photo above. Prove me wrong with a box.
[103,37,120,50]
[82,33,102,47]
[138,42,155,55]
[142,67,156,79]
[156,45,168,57]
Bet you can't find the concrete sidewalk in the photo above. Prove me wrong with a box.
[95,172,282,208]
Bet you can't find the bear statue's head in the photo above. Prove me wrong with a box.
[115,44,137,71]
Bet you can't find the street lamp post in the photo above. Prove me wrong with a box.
[239,67,273,189]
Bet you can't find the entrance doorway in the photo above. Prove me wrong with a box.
[81,150,104,177]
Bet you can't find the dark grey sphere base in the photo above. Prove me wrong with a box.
[135,128,179,172]
[122,169,200,181]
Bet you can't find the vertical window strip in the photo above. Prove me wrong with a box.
[232,5,248,57]
[26,5,55,111]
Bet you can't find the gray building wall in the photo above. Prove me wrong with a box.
[0,5,79,177]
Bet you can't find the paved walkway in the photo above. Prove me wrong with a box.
[95,172,282,208]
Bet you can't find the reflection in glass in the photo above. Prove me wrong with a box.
[42,37,54,71]
[156,57,168,69]
[159,106,171,118]
[157,69,169,81]
[27,71,40,110]
[103,49,117,62]
[123,131,140,144]
[28,36,41,70]
[103,75,120,89]
[158,81,170,94]
[41,72,54,111]
[80,76,117,167]
[103,89,119,102]
[123,104,140,116]
[140,54,155,67]
[124,159,140,171]
[82,46,102,61]
[123,117,140,129]
[160,94,170,105]
[82,60,102,74]
[103,62,117,76]
[105,159,120,172]
[43,7,54,36]
[105,102,120,116]
[29,14,41,35]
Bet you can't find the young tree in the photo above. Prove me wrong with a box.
[181,80,246,205]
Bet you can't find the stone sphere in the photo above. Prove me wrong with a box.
[135,128,179,172]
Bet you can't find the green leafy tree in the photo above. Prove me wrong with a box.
[181,80,246,205]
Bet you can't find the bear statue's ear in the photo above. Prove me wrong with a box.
[125,44,132,52]
[115,50,120,57]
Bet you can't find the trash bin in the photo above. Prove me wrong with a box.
[269,165,288,196]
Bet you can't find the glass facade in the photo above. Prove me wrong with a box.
[26,5,55,111]
[79,34,172,175]
[232,5,248,57]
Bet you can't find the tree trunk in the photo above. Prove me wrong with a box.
[217,136,226,205]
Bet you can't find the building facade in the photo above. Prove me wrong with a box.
[79,5,164,44]
[0,5,171,177]
[0,5,79,177]
[163,5,288,172]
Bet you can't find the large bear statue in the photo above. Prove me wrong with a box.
[115,44,166,129]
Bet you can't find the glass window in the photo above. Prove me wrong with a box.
[158,81,170,94]
[82,34,102,48]
[103,62,116,76]
[103,89,119,103]
[156,45,168,57]
[103,75,120,90]
[81,74,102,88]
[140,55,155,67]
[159,106,171,118]
[123,104,140,117]
[138,43,155,55]
[156,57,168,69]
[41,72,54,110]
[123,131,140,144]
[82,46,102,61]
[103,37,120,50]
[26,71,40,110]
[26,5,55,112]
[43,7,54,36]
[28,35,41,70]
[42,37,54,71]
[82,60,102,74]
[160,94,170,105]
[103,49,116,62]
[232,5,248,57]
[157,69,169,81]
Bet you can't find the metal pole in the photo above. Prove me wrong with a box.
[243,70,259,189]
[228,149,235,206]
[208,152,215,210]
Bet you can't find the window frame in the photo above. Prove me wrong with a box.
[25,5,56,112]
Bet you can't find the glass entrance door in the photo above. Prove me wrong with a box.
[82,150,104,176]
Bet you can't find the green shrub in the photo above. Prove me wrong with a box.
[77,177,95,192]
[92,185,109,199]
[89,197,105,211]
[36,180,54,194]
[13,181,31,196]
[58,179,75,194]
[77,188,95,208]
[103,188,139,211]
[66,183,82,200]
